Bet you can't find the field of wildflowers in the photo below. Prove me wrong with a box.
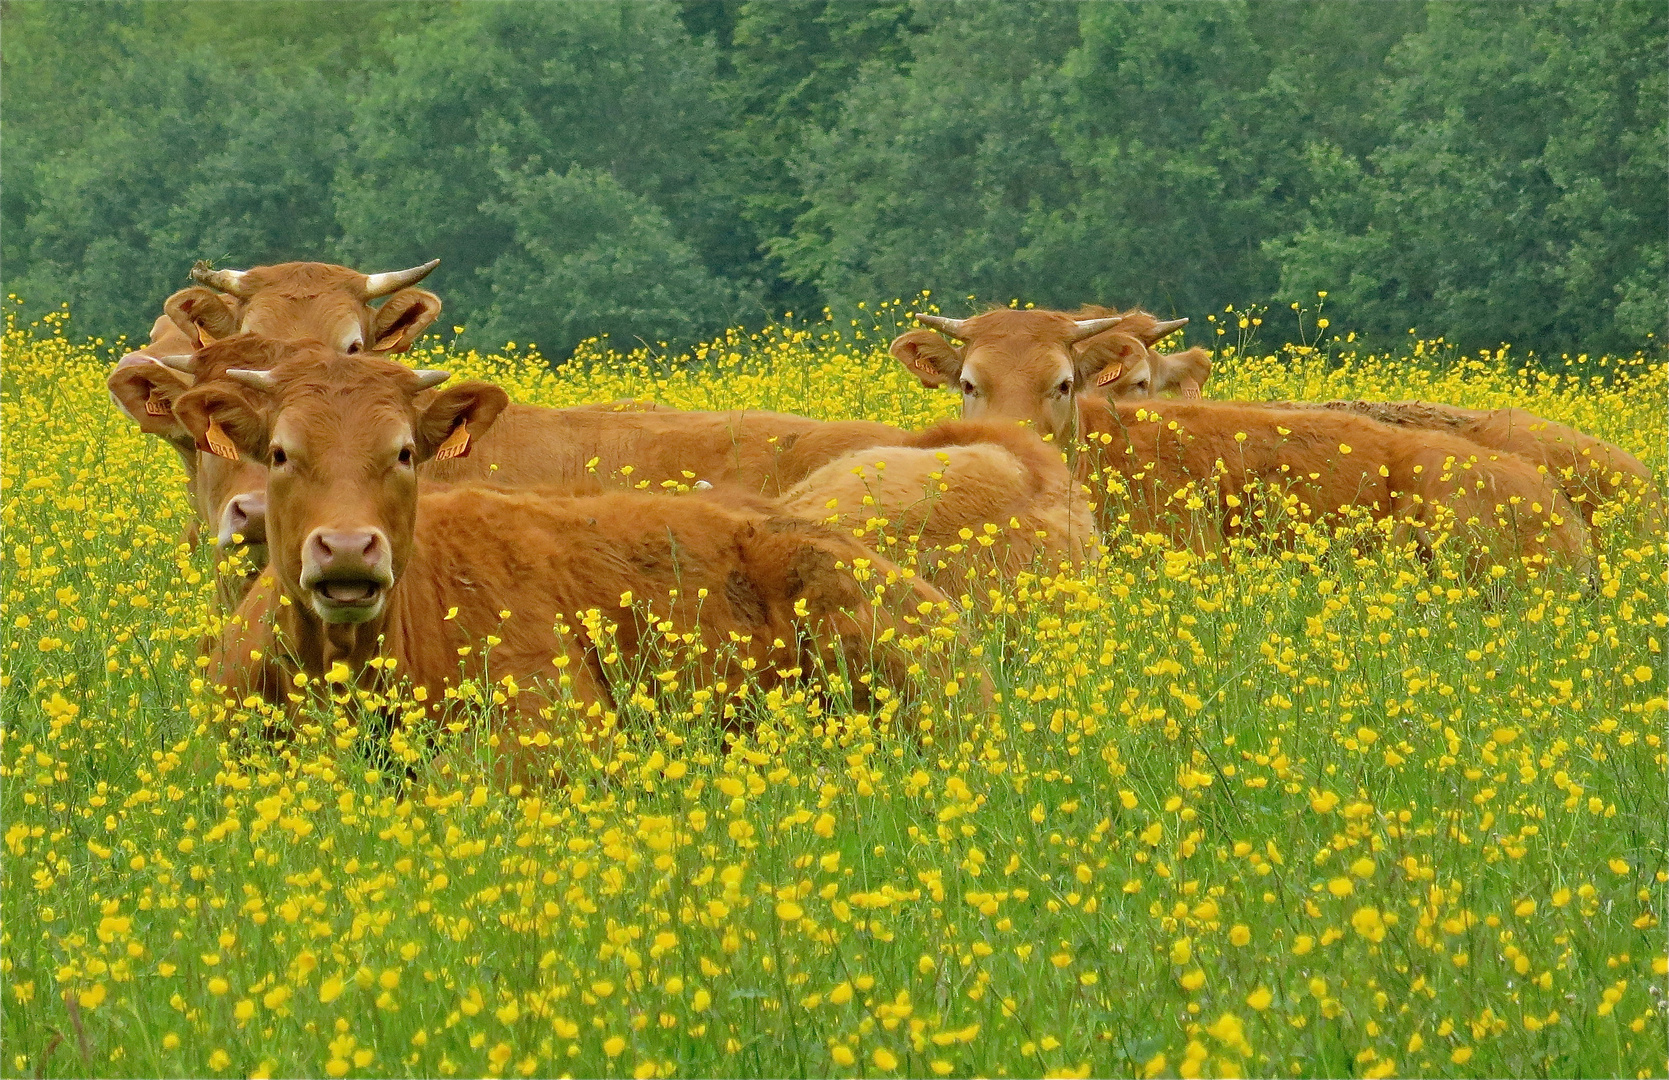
[2,298,1665,1079]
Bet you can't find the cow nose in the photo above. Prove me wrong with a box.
[305,529,389,576]
[219,493,267,546]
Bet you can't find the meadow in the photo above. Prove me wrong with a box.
[1,297,1665,1079]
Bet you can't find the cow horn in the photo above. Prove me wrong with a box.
[225,368,280,392]
[1151,317,1189,336]
[911,313,971,338]
[1066,316,1125,344]
[363,259,441,299]
[189,264,255,298]
[410,369,451,391]
[153,354,197,374]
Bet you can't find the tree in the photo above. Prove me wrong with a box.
[473,165,743,355]
[781,0,1080,309]
[333,1,753,349]
[1271,1,1666,352]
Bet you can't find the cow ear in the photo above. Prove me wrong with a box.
[164,287,238,348]
[1073,331,1146,390]
[108,359,195,438]
[172,383,270,463]
[371,289,443,353]
[1153,347,1212,399]
[889,330,962,388]
[414,382,510,463]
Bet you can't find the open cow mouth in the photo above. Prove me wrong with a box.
[308,577,388,623]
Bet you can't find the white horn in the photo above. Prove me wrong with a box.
[411,369,451,391]
[154,354,197,374]
[189,263,254,298]
[363,259,441,299]
[225,368,279,392]
[911,313,971,338]
[1066,316,1125,344]
[1151,317,1189,336]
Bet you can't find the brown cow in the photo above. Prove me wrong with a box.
[1272,400,1661,538]
[890,305,1205,416]
[113,336,908,604]
[778,419,1097,604]
[176,346,983,785]
[892,309,1592,578]
[169,259,443,354]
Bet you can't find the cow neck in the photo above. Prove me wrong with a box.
[272,540,446,688]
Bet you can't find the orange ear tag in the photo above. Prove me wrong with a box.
[911,357,939,377]
[195,325,218,348]
[433,421,471,461]
[1094,363,1124,387]
[144,392,169,416]
[1182,380,1201,400]
[204,418,239,460]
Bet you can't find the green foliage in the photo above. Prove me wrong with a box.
[1272,1,1667,354]
[1,1,1662,356]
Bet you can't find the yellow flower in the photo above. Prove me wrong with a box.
[1246,987,1272,1011]
[873,1048,899,1070]
[830,1045,855,1066]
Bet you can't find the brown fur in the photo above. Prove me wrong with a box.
[163,261,443,354]
[115,334,911,605]
[889,307,1202,443]
[1275,400,1661,535]
[1076,396,1593,577]
[780,419,1097,602]
[185,349,983,784]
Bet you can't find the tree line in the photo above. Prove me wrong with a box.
[3,0,1662,359]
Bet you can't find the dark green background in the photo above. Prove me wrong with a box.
[4,1,1662,359]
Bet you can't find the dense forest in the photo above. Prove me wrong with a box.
[3,0,1663,358]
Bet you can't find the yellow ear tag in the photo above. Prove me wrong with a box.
[1182,379,1201,400]
[144,391,169,416]
[204,418,239,460]
[433,421,471,461]
[1094,362,1124,387]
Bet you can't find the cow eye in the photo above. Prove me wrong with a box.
[1056,379,1072,396]
[270,447,287,466]
[398,447,414,466]
[345,340,363,354]
[960,380,976,396]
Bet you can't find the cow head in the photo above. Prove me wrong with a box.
[165,259,443,355]
[889,307,1190,441]
[173,346,508,625]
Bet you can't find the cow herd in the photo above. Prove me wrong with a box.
[106,260,1658,785]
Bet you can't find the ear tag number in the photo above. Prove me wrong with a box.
[1182,379,1201,400]
[204,419,239,460]
[911,357,939,377]
[434,421,471,461]
[145,392,169,416]
[1094,363,1124,387]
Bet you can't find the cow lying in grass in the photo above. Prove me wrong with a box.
[174,345,981,785]
[777,420,1097,605]
[112,335,905,603]
[1272,400,1661,538]
[893,308,1594,578]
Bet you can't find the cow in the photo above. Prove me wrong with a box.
[891,305,1207,412]
[777,419,1097,605]
[107,259,446,549]
[112,336,910,605]
[168,259,443,354]
[173,345,985,786]
[1271,400,1661,539]
[892,309,1593,578]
